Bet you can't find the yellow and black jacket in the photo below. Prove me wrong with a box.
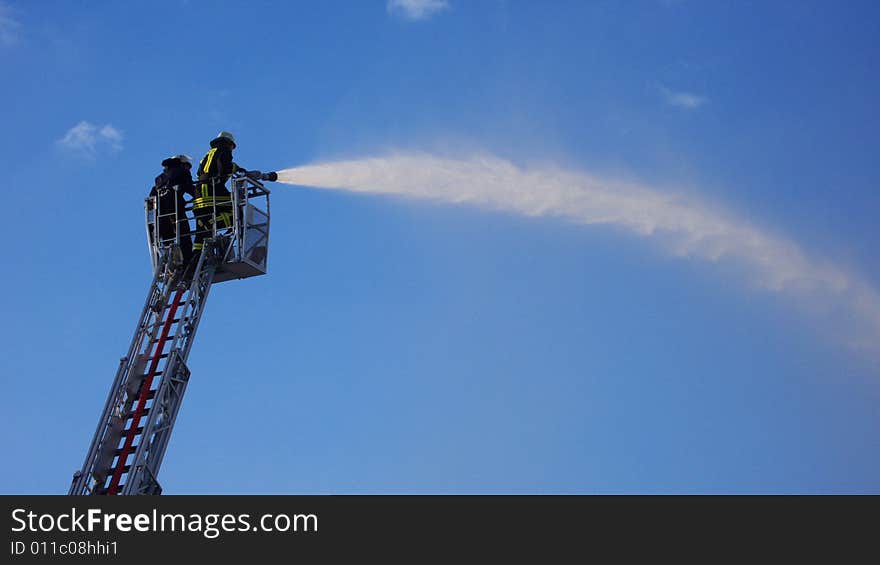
[194,143,239,213]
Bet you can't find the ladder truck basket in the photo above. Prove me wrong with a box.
[145,174,271,283]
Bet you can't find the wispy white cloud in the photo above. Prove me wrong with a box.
[0,2,22,46]
[660,85,707,109]
[57,121,124,158]
[97,124,124,148]
[387,0,449,21]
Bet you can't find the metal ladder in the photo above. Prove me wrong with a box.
[68,242,223,495]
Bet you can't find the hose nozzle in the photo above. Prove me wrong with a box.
[243,170,278,182]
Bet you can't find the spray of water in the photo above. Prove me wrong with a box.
[278,152,880,359]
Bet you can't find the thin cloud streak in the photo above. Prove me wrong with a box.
[278,153,880,359]
[387,0,450,21]
[660,85,707,109]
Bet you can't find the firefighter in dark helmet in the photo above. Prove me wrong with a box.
[149,154,195,265]
[192,131,242,257]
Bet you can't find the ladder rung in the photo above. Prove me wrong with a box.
[124,426,144,436]
[137,355,168,367]
[150,335,177,343]
[128,381,159,396]
[114,444,139,457]
[125,407,150,420]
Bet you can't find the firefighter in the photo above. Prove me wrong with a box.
[192,131,242,257]
[149,154,195,265]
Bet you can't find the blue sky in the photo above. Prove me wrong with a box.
[1,0,878,494]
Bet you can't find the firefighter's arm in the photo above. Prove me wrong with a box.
[234,162,264,182]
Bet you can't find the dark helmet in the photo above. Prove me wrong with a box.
[210,130,236,149]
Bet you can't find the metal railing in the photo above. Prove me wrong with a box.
[145,173,271,282]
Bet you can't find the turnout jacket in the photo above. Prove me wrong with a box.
[196,143,240,205]
[150,164,195,217]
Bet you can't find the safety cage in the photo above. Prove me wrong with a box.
[145,173,270,283]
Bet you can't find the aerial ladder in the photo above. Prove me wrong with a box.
[69,171,276,495]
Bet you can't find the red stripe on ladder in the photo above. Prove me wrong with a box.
[106,288,185,495]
